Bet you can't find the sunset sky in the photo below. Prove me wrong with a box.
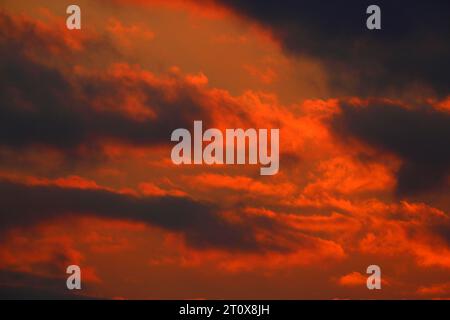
[1,0,450,299]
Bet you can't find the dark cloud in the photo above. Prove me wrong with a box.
[432,223,450,247]
[0,12,210,152]
[0,270,98,300]
[332,101,450,196]
[0,180,259,251]
[216,0,450,97]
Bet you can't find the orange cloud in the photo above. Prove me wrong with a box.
[417,282,450,295]
[187,173,297,198]
[1,2,450,299]
[304,156,396,195]
[338,272,367,287]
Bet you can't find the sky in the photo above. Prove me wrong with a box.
[0,0,449,299]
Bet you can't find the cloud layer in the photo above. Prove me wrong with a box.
[0,2,449,299]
